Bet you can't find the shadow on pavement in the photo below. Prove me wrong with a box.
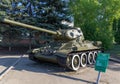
[0,49,120,84]
[16,57,95,84]
[108,61,120,71]
[0,55,95,84]
[50,73,95,84]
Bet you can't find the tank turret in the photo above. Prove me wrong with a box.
[0,17,102,71]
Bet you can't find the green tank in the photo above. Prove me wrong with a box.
[0,17,102,71]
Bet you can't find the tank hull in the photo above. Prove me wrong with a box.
[28,48,102,71]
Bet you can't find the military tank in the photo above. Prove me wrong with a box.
[0,17,102,71]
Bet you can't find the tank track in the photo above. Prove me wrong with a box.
[29,49,103,71]
[65,49,103,71]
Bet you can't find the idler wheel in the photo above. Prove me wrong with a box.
[29,53,38,62]
[67,55,80,71]
[87,52,94,64]
[80,53,87,67]
[93,51,97,63]
[29,53,35,60]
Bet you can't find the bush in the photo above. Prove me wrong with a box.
[115,31,120,44]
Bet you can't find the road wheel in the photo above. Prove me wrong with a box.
[93,51,97,63]
[80,53,87,67]
[67,55,80,71]
[87,52,94,65]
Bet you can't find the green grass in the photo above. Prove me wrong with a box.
[106,44,120,57]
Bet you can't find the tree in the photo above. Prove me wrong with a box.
[3,0,72,29]
[0,0,22,50]
[113,19,120,44]
[0,0,72,48]
[69,0,120,49]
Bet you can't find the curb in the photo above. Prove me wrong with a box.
[109,57,120,63]
[0,55,24,80]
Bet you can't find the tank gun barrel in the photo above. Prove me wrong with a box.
[0,17,60,35]
[0,17,84,40]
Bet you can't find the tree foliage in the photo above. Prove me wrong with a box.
[69,0,120,49]
[0,0,72,30]
[113,19,120,44]
[0,0,72,38]
[0,0,72,46]
[0,1,20,48]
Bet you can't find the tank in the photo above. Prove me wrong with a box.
[0,17,102,71]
